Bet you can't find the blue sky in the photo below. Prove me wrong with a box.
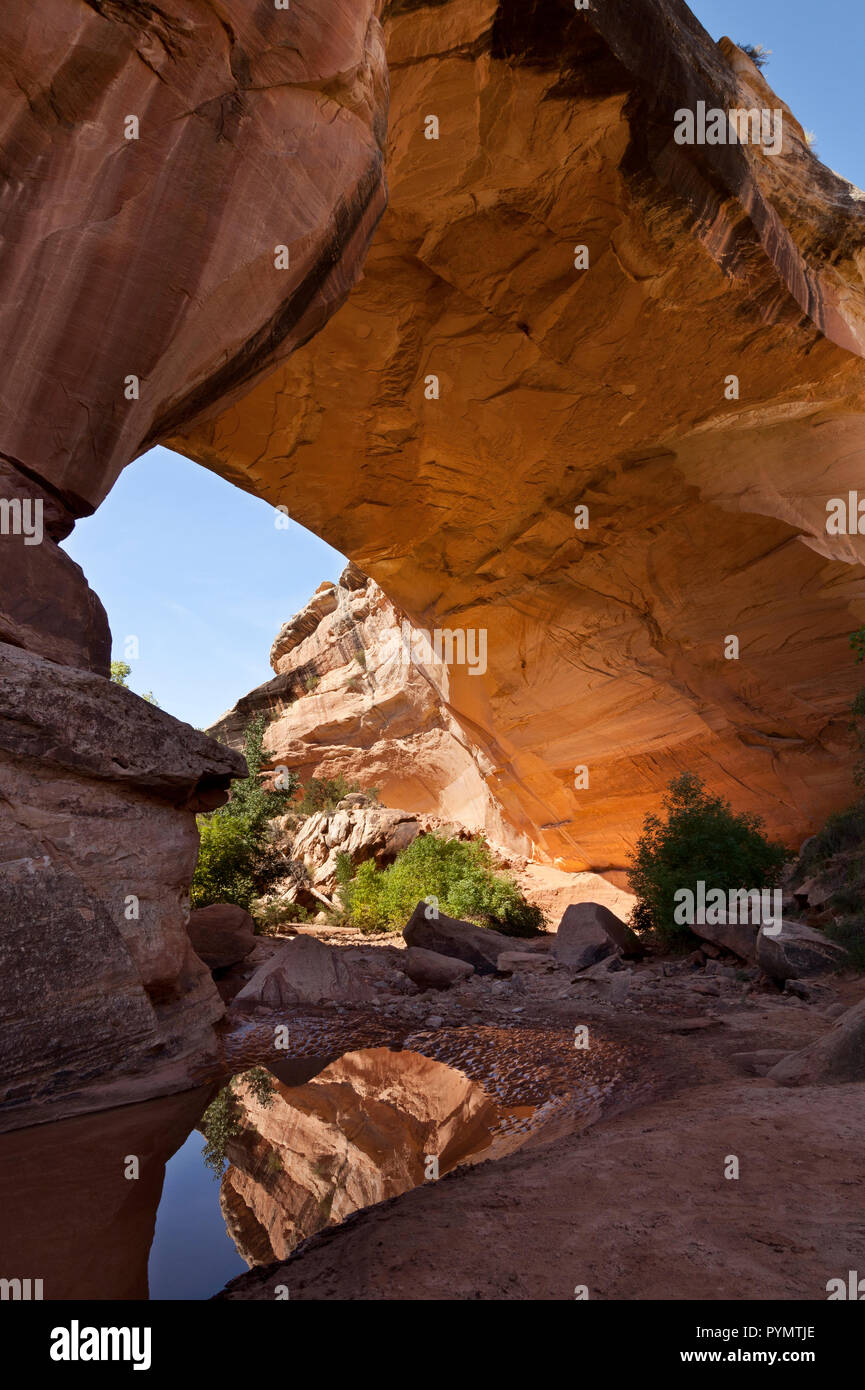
[62,1,864,730]
[689,0,865,188]
[62,447,346,728]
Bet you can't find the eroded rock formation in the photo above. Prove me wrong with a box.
[211,563,525,849]
[175,1,865,871]
[0,0,387,1126]
[5,0,865,1128]
[0,642,244,1130]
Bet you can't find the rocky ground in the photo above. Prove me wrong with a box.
[211,895,865,1301]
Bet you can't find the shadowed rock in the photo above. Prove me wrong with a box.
[769,996,865,1085]
[756,920,848,981]
[552,902,635,971]
[403,904,514,975]
[188,905,257,972]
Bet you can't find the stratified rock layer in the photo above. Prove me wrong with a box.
[0,643,245,1131]
[0,0,388,1127]
[176,2,865,870]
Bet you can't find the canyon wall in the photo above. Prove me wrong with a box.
[0,0,388,1128]
[180,0,865,871]
[210,562,531,853]
[4,0,865,1125]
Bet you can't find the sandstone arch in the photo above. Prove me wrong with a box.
[2,0,865,1125]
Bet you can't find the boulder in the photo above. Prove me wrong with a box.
[232,936,384,1011]
[756,920,847,981]
[692,919,759,963]
[551,903,634,971]
[769,996,865,1085]
[188,904,256,971]
[402,947,474,991]
[403,905,513,975]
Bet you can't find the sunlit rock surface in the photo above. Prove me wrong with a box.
[177,1,865,870]
[210,565,527,851]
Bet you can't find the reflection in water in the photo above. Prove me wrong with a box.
[0,1086,212,1300]
[148,1132,247,1299]
[0,1016,638,1299]
[219,1048,503,1265]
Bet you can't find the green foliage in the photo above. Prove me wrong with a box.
[354,649,367,669]
[627,773,787,946]
[191,716,299,910]
[252,898,310,934]
[294,774,369,816]
[336,833,545,937]
[738,42,771,69]
[110,660,131,686]
[201,1068,276,1177]
[303,673,320,694]
[141,691,160,707]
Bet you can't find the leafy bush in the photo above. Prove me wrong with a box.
[191,716,299,910]
[627,773,787,946]
[201,1068,275,1177]
[252,898,310,934]
[110,659,131,686]
[336,833,545,937]
[294,774,372,816]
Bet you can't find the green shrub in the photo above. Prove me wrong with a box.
[336,833,545,937]
[201,1068,275,1177]
[191,716,298,910]
[294,774,373,816]
[627,772,787,946]
[252,898,310,934]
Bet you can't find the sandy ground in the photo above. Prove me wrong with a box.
[218,910,865,1301]
[220,1078,865,1300]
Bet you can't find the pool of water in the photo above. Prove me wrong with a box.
[0,1012,640,1299]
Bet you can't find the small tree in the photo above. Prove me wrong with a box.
[110,659,131,686]
[627,773,787,946]
[201,1068,276,1177]
[191,716,299,909]
[738,42,771,70]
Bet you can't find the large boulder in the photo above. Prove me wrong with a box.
[232,935,394,1012]
[403,904,513,976]
[402,947,474,991]
[756,920,848,981]
[769,996,865,1085]
[188,905,256,972]
[692,918,760,963]
[551,903,635,972]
